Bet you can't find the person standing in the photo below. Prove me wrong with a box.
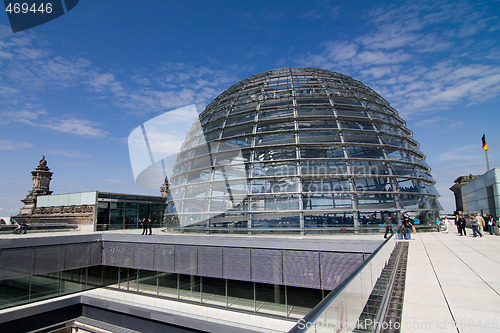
[148,218,153,235]
[442,216,450,234]
[402,216,414,240]
[384,215,394,238]
[477,214,486,232]
[470,214,483,237]
[396,220,404,239]
[457,215,467,236]
[435,217,441,232]
[141,218,147,235]
[487,215,495,235]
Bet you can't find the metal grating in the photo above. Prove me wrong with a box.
[154,244,175,272]
[175,245,197,275]
[89,242,103,266]
[0,238,377,298]
[223,247,251,281]
[134,243,155,271]
[102,242,135,267]
[34,245,63,274]
[251,248,282,284]
[0,247,34,279]
[283,250,321,288]
[198,246,223,278]
[381,242,408,333]
[320,252,364,290]
[64,243,91,270]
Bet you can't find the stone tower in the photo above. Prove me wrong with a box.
[19,156,53,215]
[160,177,170,198]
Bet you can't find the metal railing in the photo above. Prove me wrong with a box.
[287,235,396,333]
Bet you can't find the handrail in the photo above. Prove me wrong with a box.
[287,234,395,333]
[373,243,403,333]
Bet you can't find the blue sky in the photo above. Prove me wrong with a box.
[1,0,499,216]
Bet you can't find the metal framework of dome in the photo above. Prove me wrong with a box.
[166,67,440,230]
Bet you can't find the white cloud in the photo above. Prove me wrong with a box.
[44,118,108,138]
[0,139,32,150]
[0,24,242,125]
[357,50,412,65]
[437,144,485,166]
[0,104,108,139]
[100,178,130,185]
[298,0,500,116]
[361,66,393,79]
[414,116,444,127]
[113,63,239,114]
[1,108,47,125]
[357,23,421,50]
[47,149,92,158]
[87,72,124,94]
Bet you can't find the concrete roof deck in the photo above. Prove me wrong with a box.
[401,230,500,333]
[0,228,385,253]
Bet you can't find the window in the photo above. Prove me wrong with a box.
[299,131,340,143]
[346,146,384,159]
[298,119,338,130]
[255,132,295,145]
[300,146,344,159]
[303,193,352,209]
[339,120,374,130]
[256,121,294,133]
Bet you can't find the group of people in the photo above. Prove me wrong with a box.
[140,218,153,235]
[384,215,415,240]
[455,214,496,237]
[443,214,497,237]
[383,212,498,239]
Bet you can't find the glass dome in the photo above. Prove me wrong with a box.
[166,67,441,229]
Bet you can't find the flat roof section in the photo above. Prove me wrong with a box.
[401,231,500,332]
[0,230,384,253]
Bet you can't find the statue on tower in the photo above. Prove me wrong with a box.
[18,156,53,215]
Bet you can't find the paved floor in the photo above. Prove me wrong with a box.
[401,229,500,333]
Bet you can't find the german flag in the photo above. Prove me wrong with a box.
[482,134,489,151]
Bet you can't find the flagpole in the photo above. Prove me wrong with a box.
[485,149,490,172]
[483,132,490,172]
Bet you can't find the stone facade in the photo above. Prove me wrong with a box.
[14,157,95,227]
[26,205,95,225]
[449,174,480,214]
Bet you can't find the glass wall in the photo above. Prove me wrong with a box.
[463,168,500,217]
[107,269,324,320]
[36,191,97,207]
[0,266,106,310]
[34,191,167,231]
[96,193,167,231]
